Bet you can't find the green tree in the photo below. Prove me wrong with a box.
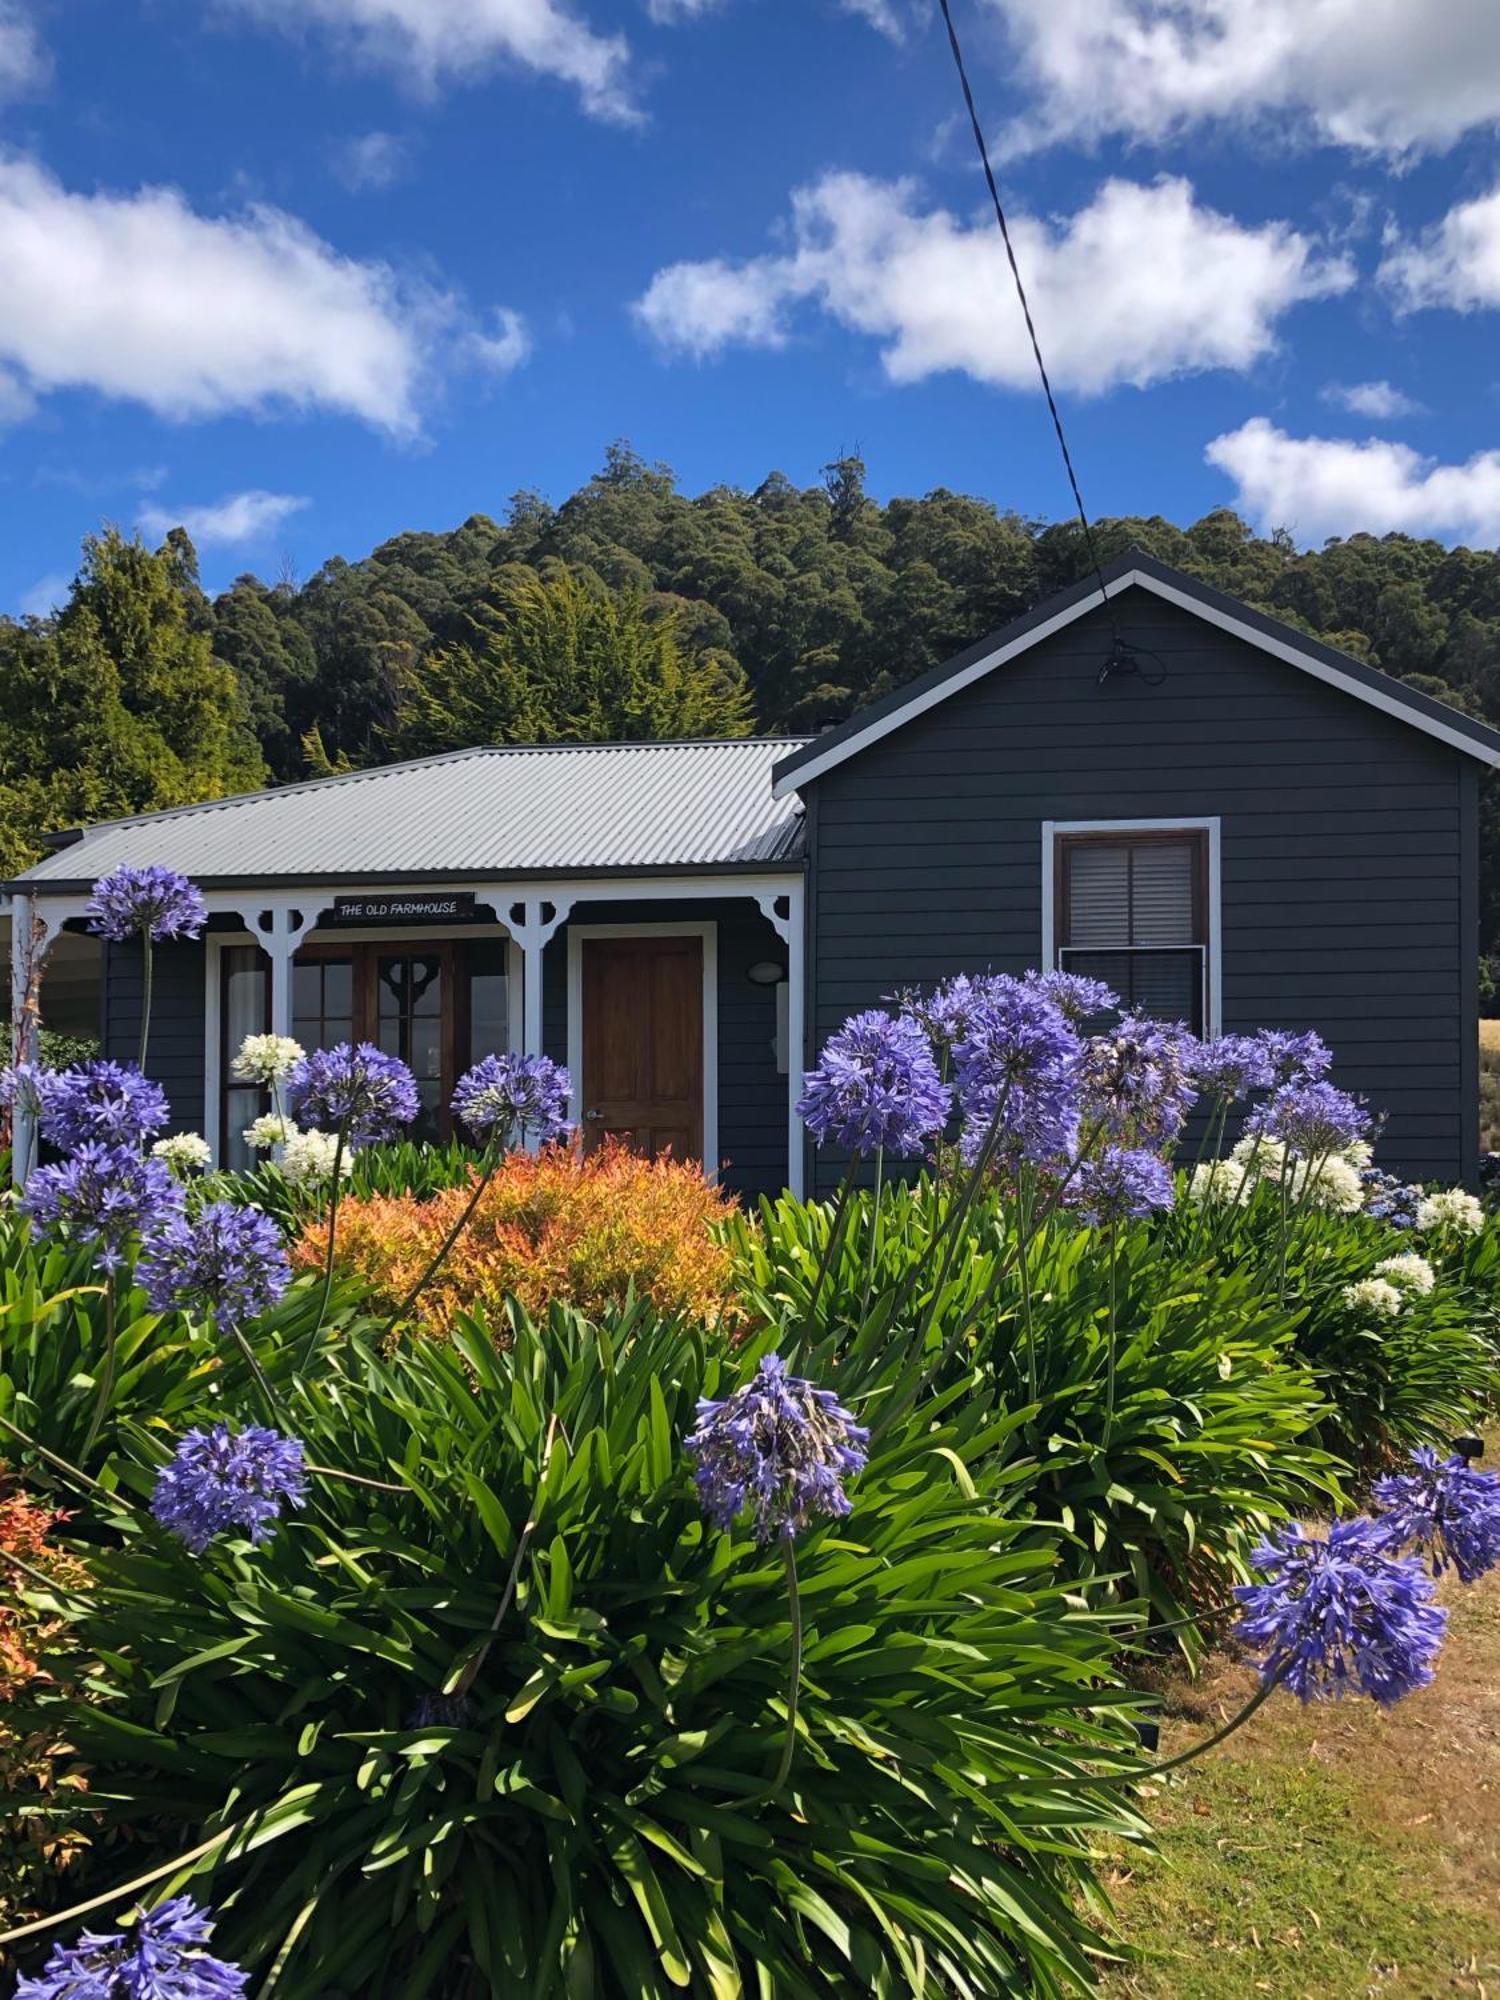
[386,560,752,758]
[0,529,265,875]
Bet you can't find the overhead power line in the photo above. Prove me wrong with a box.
[935,0,1125,649]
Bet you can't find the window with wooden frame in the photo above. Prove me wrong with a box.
[1053,828,1209,1032]
[217,937,515,1162]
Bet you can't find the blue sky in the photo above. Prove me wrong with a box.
[4,0,1500,613]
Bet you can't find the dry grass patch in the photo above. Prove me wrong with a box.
[1102,1550,1500,1997]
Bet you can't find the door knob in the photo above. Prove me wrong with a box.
[585,1107,604,1121]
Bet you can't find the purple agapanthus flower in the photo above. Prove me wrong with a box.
[14,1894,247,2000]
[1372,1448,1500,1583]
[797,1009,950,1158]
[151,1423,307,1554]
[1079,1013,1198,1147]
[85,865,208,945]
[35,1060,170,1152]
[1254,1028,1333,1089]
[1246,1079,1370,1157]
[685,1352,870,1543]
[917,972,1004,1050]
[452,1052,573,1144]
[1233,1516,1448,1706]
[1022,967,1120,1022]
[139,1200,292,1330]
[951,978,1082,1168]
[1362,1168,1421,1229]
[22,1142,181,1270]
[287,1042,420,1144]
[1072,1144,1175,1227]
[1191,1033,1275,1103]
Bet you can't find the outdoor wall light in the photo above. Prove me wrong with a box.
[747,960,786,987]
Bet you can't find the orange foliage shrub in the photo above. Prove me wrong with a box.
[292,1139,738,1336]
[0,1473,93,1931]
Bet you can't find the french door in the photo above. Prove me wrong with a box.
[293,944,456,1142]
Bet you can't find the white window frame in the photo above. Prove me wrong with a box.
[1040,817,1222,1037]
[565,920,719,1183]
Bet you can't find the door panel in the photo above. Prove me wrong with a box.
[582,936,703,1164]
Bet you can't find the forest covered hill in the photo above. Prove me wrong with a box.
[6,443,1500,941]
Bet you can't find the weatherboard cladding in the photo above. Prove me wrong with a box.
[802,586,1475,1189]
[18,738,809,886]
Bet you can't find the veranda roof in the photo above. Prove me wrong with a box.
[13,737,810,891]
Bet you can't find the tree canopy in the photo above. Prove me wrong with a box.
[6,449,1500,941]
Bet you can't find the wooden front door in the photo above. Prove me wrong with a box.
[580,935,704,1164]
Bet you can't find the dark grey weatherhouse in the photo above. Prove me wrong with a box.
[10,553,1500,1193]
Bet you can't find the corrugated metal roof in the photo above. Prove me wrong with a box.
[15,738,810,887]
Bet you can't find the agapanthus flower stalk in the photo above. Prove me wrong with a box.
[13,1893,247,2000]
[686,1354,869,1788]
[287,1042,419,1363]
[381,1055,574,1344]
[85,866,208,1072]
[140,1200,291,1415]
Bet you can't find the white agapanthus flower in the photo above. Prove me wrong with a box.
[1187,1160,1250,1205]
[1416,1187,1485,1237]
[151,1131,212,1175]
[244,1112,294,1151]
[280,1127,350,1187]
[232,1033,305,1086]
[1341,1276,1403,1319]
[1373,1252,1436,1295]
[1287,1154,1365,1214]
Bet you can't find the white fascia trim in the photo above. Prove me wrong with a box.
[774,568,1500,797]
[566,921,719,1183]
[1041,816,1222,1038]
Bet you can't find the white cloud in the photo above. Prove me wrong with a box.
[0,2,46,100]
[17,571,68,619]
[0,155,527,436]
[635,172,1350,395]
[840,0,904,37]
[980,0,1500,159]
[1379,184,1500,312]
[1207,417,1500,546]
[229,0,637,122]
[1320,379,1423,419]
[466,306,532,374]
[138,490,311,548]
[331,129,410,191]
[644,0,723,19]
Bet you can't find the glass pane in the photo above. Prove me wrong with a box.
[224,1085,262,1174]
[1062,948,1203,1033]
[293,962,321,1019]
[469,974,509,1063]
[221,947,269,1171]
[324,960,353,1016]
[411,1015,442,1082]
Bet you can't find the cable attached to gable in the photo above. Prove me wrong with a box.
[935,0,1137,677]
